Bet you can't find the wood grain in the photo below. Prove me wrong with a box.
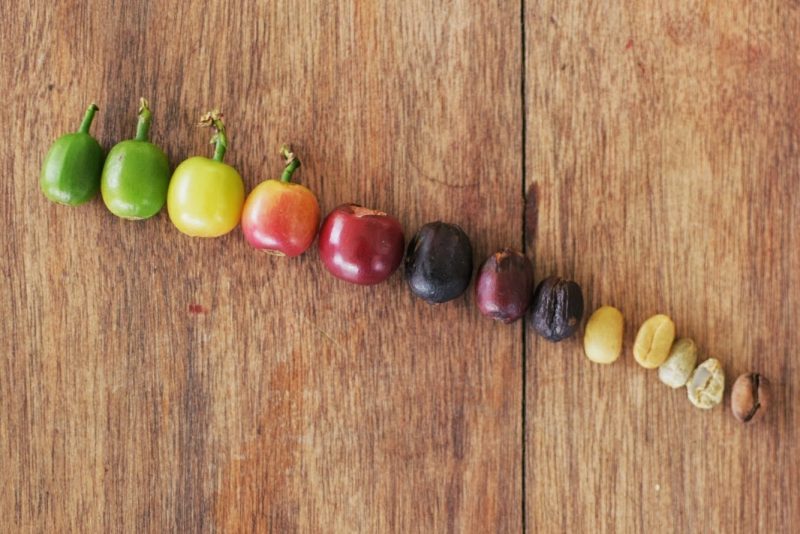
[3,1,799,532]
[525,1,799,532]
[2,1,521,532]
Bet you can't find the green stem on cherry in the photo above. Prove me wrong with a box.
[199,109,228,162]
[78,103,99,134]
[279,145,301,183]
[135,98,152,141]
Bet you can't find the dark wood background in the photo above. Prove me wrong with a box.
[2,1,797,532]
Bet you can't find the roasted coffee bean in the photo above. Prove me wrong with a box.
[404,221,473,303]
[475,248,534,323]
[731,373,770,423]
[529,276,584,342]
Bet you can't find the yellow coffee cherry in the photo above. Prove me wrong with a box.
[633,314,676,369]
[583,306,624,364]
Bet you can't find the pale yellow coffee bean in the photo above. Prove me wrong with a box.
[658,337,698,388]
[583,306,624,364]
[687,358,725,409]
[633,314,676,369]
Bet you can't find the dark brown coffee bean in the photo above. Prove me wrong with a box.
[529,276,584,341]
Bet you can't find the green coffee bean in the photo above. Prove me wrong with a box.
[687,358,725,409]
[633,314,676,369]
[658,337,698,388]
[583,306,624,364]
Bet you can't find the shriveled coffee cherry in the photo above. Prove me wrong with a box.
[475,248,534,323]
[404,221,473,303]
[529,276,584,341]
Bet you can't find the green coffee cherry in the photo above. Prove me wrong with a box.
[101,99,170,219]
[40,103,104,205]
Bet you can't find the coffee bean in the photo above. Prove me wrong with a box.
[687,358,725,410]
[583,305,624,364]
[731,373,770,423]
[658,337,698,388]
[633,314,676,369]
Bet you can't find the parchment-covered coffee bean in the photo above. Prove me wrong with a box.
[633,314,676,369]
[475,248,534,323]
[658,337,698,388]
[583,305,624,364]
[529,276,584,342]
[404,221,473,304]
[687,358,725,409]
[731,373,770,423]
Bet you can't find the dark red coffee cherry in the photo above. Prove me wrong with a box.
[475,248,534,323]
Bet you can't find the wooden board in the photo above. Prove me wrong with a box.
[525,1,799,532]
[2,1,797,533]
[2,1,521,532]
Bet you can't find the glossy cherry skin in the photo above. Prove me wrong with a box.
[241,180,320,256]
[318,203,405,285]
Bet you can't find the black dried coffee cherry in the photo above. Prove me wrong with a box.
[404,221,473,303]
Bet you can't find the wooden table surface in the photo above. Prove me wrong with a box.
[3,2,798,532]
